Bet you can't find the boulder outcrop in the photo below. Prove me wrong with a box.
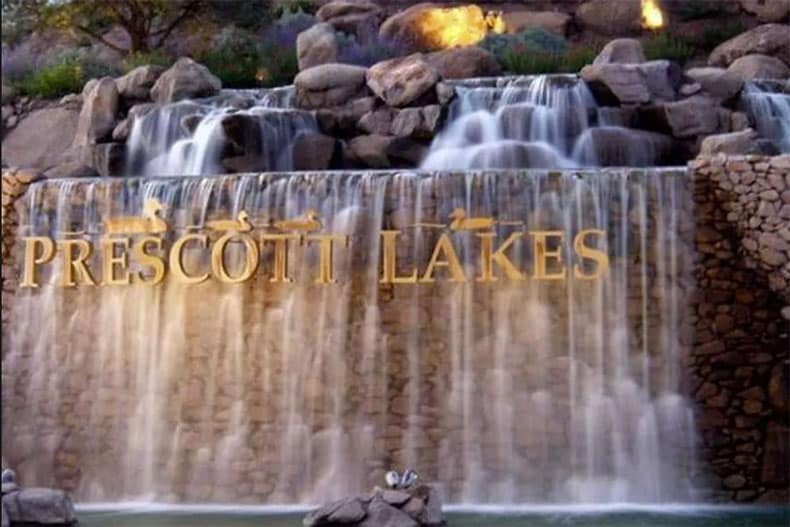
[709,24,790,67]
[297,23,339,71]
[295,63,369,109]
[367,54,440,107]
[150,58,222,104]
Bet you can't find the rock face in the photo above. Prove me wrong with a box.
[501,10,571,36]
[367,54,439,107]
[317,0,384,38]
[709,24,790,67]
[1,488,77,525]
[72,77,119,146]
[150,58,222,104]
[699,128,761,155]
[304,484,446,527]
[2,103,81,170]
[115,65,166,101]
[593,38,646,65]
[297,23,339,71]
[727,54,790,81]
[663,95,723,138]
[379,3,439,53]
[685,67,745,101]
[291,133,340,170]
[739,0,790,23]
[295,63,369,110]
[581,61,681,105]
[424,47,501,79]
[576,0,641,35]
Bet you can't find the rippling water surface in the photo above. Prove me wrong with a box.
[77,505,789,527]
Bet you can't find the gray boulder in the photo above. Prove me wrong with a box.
[685,67,745,101]
[501,10,571,36]
[581,60,681,105]
[295,63,369,110]
[709,24,790,67]
[73,77,119,146]
[378,3,441,53]
[700,128,761,155]
[390,105,443,139]
[739,0,790,23]
[116,65,166,101]
[576,0,641,35]
[367,54,440,107]
[297,23,339,71]
[2,104,81,170]
[316,0,384,39]
[360,497,417,527]
[112,117,131,142]
[663,95,723,138]
[43,161,100,179]
[424,47,501,79]
[2,488,77,525]
[303,495,367,526]
[316,96,377,134]
[292,133,340,170]
[593,39,646,65]
[347,134,395,168]
[358,107,394,135]
[727,54,790,81]
[150,58,221,104]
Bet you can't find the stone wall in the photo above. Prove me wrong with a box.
[688,155,789,503]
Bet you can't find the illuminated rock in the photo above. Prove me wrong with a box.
[366,54,439,107]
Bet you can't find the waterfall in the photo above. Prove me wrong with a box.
[742,80,790,153]
[421,76,679,170]
[125,87,318,177]
[2,169,699,504]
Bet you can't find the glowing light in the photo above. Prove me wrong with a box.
[641,0,665,30]
[415,5,506,50]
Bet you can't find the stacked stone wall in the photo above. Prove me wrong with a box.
[688,155,789,503]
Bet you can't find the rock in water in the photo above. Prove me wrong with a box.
[303,496,367,526]
[360,497,417,527]
[1,487,77,525]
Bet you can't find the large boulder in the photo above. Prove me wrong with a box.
[727,54,790,81]
[593,39,646,65]
[378,3,440,53]
[501,11,572,36]
[2,102,81,170]
[699,128,761,155]
[709,24,790,67]
[739,0,790,23]
[150,58,221,104]
[304,495,367,526]
[316,96,377,135]
[73,77,119,146]
[295,63,369,109]
[367,54,440,107]
[389,105,443,139]
[685,67,745,101]
[347,134,396,167]
[581,60,682,105]
[115,65,166,101]
[424,47,501,79]
[662,95,723,138]
[576,0,641,35]
[317,0,385,38]
[361,497,418,527]
[297,23,339,71]
[1,488,77,525]
[292,133,341,170]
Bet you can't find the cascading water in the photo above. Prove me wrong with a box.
[742,80,790,153]
[421,76,678,170]
[3,168,700,505]
[125,87,317,177]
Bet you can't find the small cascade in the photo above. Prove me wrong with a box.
[422,75,677,170]
[126,87,318,177]
[3,169,700,505]
[742,80,790,153]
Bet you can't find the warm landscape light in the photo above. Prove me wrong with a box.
[641,0,665,30]
[415,5,506,50]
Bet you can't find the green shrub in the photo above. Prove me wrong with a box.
[201,26,263,88]
[121,50,175,72]
[274,0,319,17]
[481,29,568,61]
[697,20,746,51]
[499,45,599,75]
[642,33,694,65]
[12,48,118,99]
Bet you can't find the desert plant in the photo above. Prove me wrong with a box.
[11,47,119,98]
[336,32,402,67]
[501,45,600,75]
[202,26,263,88]
[642,33,694,65]
[257,10,316,86]
[121,50,175,72]
[697,20,746,51]
[481,28,569,61]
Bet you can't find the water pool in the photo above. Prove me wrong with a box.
[76,505,790,527]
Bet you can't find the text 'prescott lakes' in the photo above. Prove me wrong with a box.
[20,200,610,288]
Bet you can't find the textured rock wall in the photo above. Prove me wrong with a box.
[688,155,789,503]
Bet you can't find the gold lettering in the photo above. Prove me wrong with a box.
[421,234,466,283]
[573,229,609,280]
[261,234,298,283]
[133,236,166,285]
[59,239,97,287]
[21,236,55,288]
[101,237,131,285]
[305,234,348,284]
[379,230,418,284]
[211,232,259,284]
[531,231,566,280]
[170,234,209,284]
[477,232,525,282]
